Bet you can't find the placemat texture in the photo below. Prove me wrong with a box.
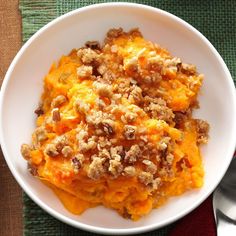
[20,0,236,235]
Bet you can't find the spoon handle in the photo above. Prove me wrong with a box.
[216,212,236,235]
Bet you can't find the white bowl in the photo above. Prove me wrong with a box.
[1,2,236,235]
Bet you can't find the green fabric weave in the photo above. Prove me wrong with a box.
[20,0,236,235]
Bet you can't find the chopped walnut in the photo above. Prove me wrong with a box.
[85,41,101,50]
[195,119,209,144]
[142,160,157,174]
[34,105,44,116]
[52,108,61,122]
[71,155,83,174]
[21,144,32,160]
[44,143,59,157]
[61,146,73,158]
[93,81,113,98]
[106,28,123,40]
[125,144,141,163]
[87,157,105,180]
[176,157,192,171]
[77,65,93,78]
[51,95,67,108]
[102,119,115,135]
[174,112,187,128]
[124,125,137,140]
[108,159,123,177]
[77,48,100,64]
[27,163,38,176]
[123,166,136,177]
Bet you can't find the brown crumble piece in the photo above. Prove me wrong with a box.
[142,160,157,174]
[162,57,181,75]
[108,159,123,177]
[74,99,91,114]
[99,148,111,159]
[123,166,136,177]
[110,146,125,160]
[93,81,113,98]
[77,48,100,64]
[87,157,106,180]
[44,143,59,157]
[77,65,93,78]
[144,97,174,122]
[125,144,141,163]
[121,111,137,123]
[21,144,32,160]
[51,95,67,108]
[52,108,61,122]
[97,64,107,75]
[76,129,97,153]
[27,163,38,176]
[34,126,48,143]
[195,119,209,144]
[138,171,153,185]
[105,28,124,42]
[54,135,69,152]
[180,63,196,75]
[129,86,143,104]
[124,125,137,140]
[61,146,73,158]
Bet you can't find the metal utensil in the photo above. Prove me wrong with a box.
[213,157,236,235]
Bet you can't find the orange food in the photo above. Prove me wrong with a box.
[21,28,209,220]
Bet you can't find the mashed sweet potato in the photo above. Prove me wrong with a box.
[21,28,209,220]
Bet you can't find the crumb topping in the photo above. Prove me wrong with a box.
[22,28,209,197]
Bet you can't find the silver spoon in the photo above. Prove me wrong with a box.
[213,157,236,235]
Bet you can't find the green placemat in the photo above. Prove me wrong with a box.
[20,1,236,235]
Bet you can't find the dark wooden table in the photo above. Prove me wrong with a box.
[0,0,23,235]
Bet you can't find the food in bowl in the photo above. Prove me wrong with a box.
[21,28,209,220]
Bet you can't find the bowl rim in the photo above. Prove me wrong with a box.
[1,2,236,235]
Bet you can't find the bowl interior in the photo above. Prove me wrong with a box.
[1,3,236,234]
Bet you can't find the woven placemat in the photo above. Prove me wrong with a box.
[20,0,236,235]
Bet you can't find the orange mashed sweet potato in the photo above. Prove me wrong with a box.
[21,28,209,220]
